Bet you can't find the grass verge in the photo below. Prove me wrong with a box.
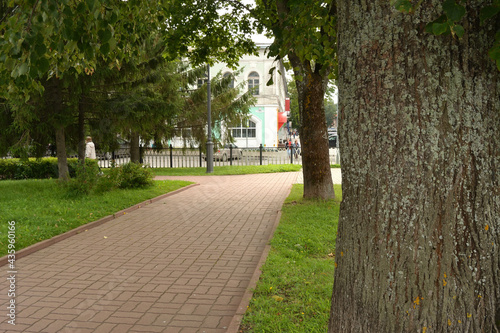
[240,184,342,333]
[151,164,302,176]
[0,179,192,257]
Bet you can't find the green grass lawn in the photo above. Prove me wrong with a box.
[151,164,302,176]
[0,179,192,257]
[240,184,342,333]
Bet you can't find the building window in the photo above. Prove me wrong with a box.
[231,120,256,138]
[248,72,259,95]
[223,72,235,89]
[197,73,208,89]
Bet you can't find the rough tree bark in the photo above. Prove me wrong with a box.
[263,0,335,200]
[55,126,69,181]
[288,56,335,200]
[45,78,70,181]
[130,131,140,163]
[329,1,499,332]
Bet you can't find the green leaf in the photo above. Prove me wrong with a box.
[392,0,412,13]
[98,29,112,43]
[37,57,50,74]
[442,0,466,22]
[35,43,47,56]
[109,12,118,24]
[432,22,449,35]
[108,37,116,52]
[100,43,110,55]
[480,5,500,25]
[4,58,15,71]
[76,2,86,14]
[452,24,465,38]
[425,15,446,34]
[15,63,29,77]
[86,0,95,11]
[488,45,500,61]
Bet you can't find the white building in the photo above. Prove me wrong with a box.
[210,43,289,148]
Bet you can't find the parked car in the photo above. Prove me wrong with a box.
[207,144,243,161]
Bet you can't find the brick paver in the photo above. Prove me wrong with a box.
[0,172,298,333]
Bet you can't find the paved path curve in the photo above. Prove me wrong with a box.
[0,172,298,333]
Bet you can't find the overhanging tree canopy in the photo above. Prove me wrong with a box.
[253,0,337,199]
[0,0,258,178]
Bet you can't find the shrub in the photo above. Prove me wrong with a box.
[94,167,120,193]
[65,162,101,196]
[117,162,154,189]
[65,162,153,196]
[0,158,98,180]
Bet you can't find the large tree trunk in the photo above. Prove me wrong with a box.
[329,1,499,332]
[289,54,335,200]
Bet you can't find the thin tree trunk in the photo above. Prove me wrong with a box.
[329,1,500,332]
[55,126,69,181]
[45,77,70,181]
[130,132,140,163]
[77,95,85,162]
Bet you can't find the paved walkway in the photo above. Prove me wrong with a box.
[295,168,342,185]
[0,169,342,333]
[0,173,298,333]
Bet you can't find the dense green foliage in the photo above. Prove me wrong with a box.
[66,162,155,196]
[0,1,258,178]
[0,157,97,180]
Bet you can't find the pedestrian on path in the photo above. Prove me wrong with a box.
[293,139,300,159]
[85,136,96,159]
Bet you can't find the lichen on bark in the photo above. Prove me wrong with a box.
[329,1,500,332]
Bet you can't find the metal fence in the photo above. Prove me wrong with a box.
[1,145,341,168]
[95,145,341,168]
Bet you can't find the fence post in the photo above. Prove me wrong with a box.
[259,144,263,165]
[230,145,233,166]
[139,145,144,164]
[169,144,173,168]
[199,146,202,167]
[290,145,294,164]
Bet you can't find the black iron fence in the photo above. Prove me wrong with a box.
[95,145,341,168]
[1,145,341,168]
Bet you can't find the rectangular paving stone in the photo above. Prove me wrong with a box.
[1,173,298,333]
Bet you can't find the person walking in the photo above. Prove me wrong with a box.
[293,139,300,159]
[85,136,96,160]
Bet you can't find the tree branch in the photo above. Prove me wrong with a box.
[26,0,40,33]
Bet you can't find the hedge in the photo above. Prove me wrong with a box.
[0,158,98,180]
